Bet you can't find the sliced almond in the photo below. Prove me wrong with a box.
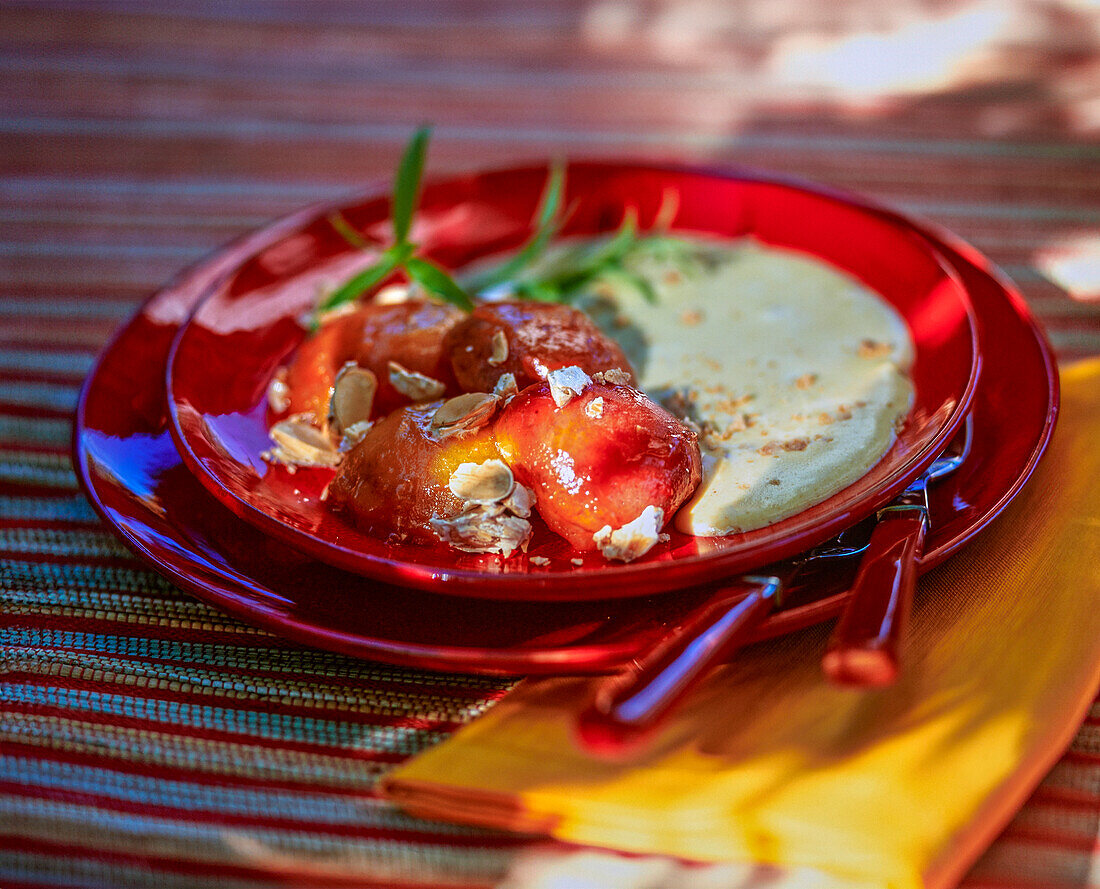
[547,366,592,408]
[592,505,665,562]
[328,362,377,437]
[388,361,446,401]
[503,482,535,518]
[430,507,532,557]
[373,284,411,305]
[267,367,290,413]
[339,420,374,451]
[487,329,509,366]
[265,416,342,468]
[492,372,519,400]
[431,392,500,439]
[448,459,515,504]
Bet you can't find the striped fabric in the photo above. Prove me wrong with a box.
[2,2,1098,886]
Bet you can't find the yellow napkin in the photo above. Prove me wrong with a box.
[384,359,1100,889]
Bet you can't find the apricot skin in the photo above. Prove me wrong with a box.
[285,300,463,423]
[444,301,635,393]
[494,381,701,551]
[327,403,498,544]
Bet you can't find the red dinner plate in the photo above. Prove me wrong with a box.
[166,164,979,598]
[74,188,1055,675]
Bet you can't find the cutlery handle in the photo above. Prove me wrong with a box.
[576,577,778,754]
[823,508,927,687]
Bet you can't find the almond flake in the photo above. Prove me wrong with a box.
[265,416,342,468]
[585,397,604,419]
[503,482,535,518]
[329,362,377,436]
[547,366,591,408]
[388,361,446,401]
[487,329,509,366]
[431,392,500,439]
[430,507,532,557]
[374,284,411,305]
[529,556,551,566]
[448,459,515,504]
[592,505,664,562]
[339,420,373,450]
[267,367,290,413]
[493,373,519,400]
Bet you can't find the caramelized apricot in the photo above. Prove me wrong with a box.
[444,301,635,393]
[284,300,463,423]
[327,400,501,545]
[494,372,701,552]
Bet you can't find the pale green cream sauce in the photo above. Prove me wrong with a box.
[579,239,915,536]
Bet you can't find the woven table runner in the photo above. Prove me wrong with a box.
[3,2,1099,885]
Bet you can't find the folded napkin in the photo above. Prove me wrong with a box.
[384,359,1100,889]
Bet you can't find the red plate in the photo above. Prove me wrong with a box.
[75,188,1055,675]
[166,165,978,598]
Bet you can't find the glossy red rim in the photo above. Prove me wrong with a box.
[165,163,980,599]
[74,176,1055,675]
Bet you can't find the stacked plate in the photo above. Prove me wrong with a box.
[74,164,1057,676]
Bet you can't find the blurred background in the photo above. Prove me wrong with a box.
[2,0,1098,360]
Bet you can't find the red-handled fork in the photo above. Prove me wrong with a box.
[575,524,873,754]
[823,418,974,686]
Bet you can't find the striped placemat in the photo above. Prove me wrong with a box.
[3,2,1098,885]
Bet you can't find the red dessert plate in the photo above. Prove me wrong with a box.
[75,192,1055,674]
[167,164,978,598]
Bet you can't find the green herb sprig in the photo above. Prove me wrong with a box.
[313,128,702,326]
[313,127,474,327]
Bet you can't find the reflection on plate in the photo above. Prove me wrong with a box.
[74,176,1055,675]
[166,165,978,599]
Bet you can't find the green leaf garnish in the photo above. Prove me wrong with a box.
[312,127,706,329]
[467,161,566,294]
[392,126,429,244]
[310,128,475,326]
[327,211,370,250]
[312,251,400,328]
[405,257,475,312]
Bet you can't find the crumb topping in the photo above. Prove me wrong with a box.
[858,339,893,359]
[264,416,342,469]
[547,365,592,408]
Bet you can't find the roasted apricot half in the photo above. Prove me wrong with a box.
[494,370,701,556]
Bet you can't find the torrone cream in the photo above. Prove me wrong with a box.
[581,239,915,536]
